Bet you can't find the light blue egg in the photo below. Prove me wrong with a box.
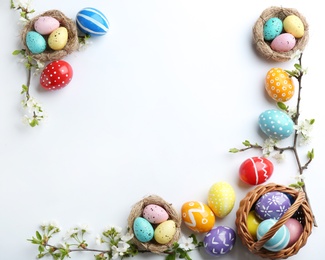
[257,219,290,252]
[76,7,109,36]
[263,17,283,41]
[26,31,46,54]
[133,217,154,243]
[258,109,294,140]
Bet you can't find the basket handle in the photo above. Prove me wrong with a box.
[252,191,305,252]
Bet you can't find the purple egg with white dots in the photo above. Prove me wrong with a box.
[255,191,291,220]
[258,109,294,140]
[203,226,236,257]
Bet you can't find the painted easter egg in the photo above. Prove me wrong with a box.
[255,191,291,220]
[265,67,295,102]
[258,109,294,140]
[247,210,262,240]
[239,157,274,185]
[208,182,235,218]
[263,17,283,41]
[285,218,304,247]
[26,31,46,54]
[34,16,60,35]
[181,201,215,233]
[257,219,290,252]
[271,33,296,52]
[143,204,169,224]
[203,226,236,256]
[283,15,304,38]
[76,7,109,36]
[154,220,177,244]
[48,27,68,51]
[40,60,73,90]
[133,217,154,243]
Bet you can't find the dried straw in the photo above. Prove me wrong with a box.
[236,183,313,259]
[21,10,79,62]
[253,6,309,62]
[127,195,181,254]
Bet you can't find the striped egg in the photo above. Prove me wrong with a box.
[76,7,109,36]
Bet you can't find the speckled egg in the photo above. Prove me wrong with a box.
[181,201,215,233]
[143,204,169,224]
[271,33,296,52]
[255,191,291,220]
[257,219,290,252]
[203,226,236,256]
[247,210,262,240]
[283,15,305,38]
[265,67,295,102]
[76,7,109,36]
[26,31,46,54]
[34,16,60,35]
[208,182,235,218]
[263,17,283,41]
[48,27,68,51]
[133,217,154,243]
[239,157,274,185]
[258,109,294,140]
[154,220,177,244]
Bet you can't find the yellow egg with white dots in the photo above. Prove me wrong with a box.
[207,181,235,218]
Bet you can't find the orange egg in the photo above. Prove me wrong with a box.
[181,201,215,233]
[265,68,295,102]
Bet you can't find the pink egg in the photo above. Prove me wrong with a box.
[142,204,169,224]
[271,33,296,52]
[34,16,60,35]
[285,218,304,247]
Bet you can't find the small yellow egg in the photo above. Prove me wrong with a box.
[48,27,68,51]
[283,15,304,38]
[247,210,262,240]
[207,181,235,218]
[154,220,176,244]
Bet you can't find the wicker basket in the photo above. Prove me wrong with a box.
[21,10,79,62]
[236,183,313,259]
[253,6,309,62]
[127,195,181,254]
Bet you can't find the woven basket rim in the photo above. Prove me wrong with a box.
[235,183,313,259]
[21,9,79,62]
[127,194,181,254]
[253,6,309,62]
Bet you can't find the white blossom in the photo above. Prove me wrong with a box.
[95,234,103,245]
[262,138,277,156]
[272,152,285,162]
[111,241,130,259]
[63,228,79,241]
[294,173,305,182]
[178,236,196,251]
[290,49,302,60]
[121,233,133,242]
[294,119,313,138]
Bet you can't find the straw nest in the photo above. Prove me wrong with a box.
[236,183,313,259]
[253,6,309,62]
[127,195,181,254]
[21,9,79,62]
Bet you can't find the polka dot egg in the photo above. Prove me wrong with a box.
[265,68,295,102]
[76,7,109,36]
[207,181,235,218]
[258,109,294,140]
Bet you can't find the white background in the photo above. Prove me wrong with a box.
[1,0,324,259]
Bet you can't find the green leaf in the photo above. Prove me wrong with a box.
[189,234,198,244]
[29,118,39,127]
[308,149,314,159]
[289,183,301,189]
[36,231,42,240]
[294,63,302,70]
[12,50,22,55]
[242,140,251,146]
[166,252,176,260]
[38,245,45,253]
[229,148,239,153]
[309,119,315,125]
[277,102,287,111]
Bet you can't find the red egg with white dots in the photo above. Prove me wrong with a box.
[239,157,274,185]
[40,60,73,90]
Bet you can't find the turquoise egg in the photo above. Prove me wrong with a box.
[257,219,290,251]
[26,31,46,54]
[76,7,109,36]
[133,217,154,243]
[258,109,294,140]
[263,17,283,41]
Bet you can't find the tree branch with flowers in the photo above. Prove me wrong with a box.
[28,221,203,260]
[229,52,317,227]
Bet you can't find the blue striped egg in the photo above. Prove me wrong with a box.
[258,109,294,140]
[257,219,290,252]
[76,7,109,36]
